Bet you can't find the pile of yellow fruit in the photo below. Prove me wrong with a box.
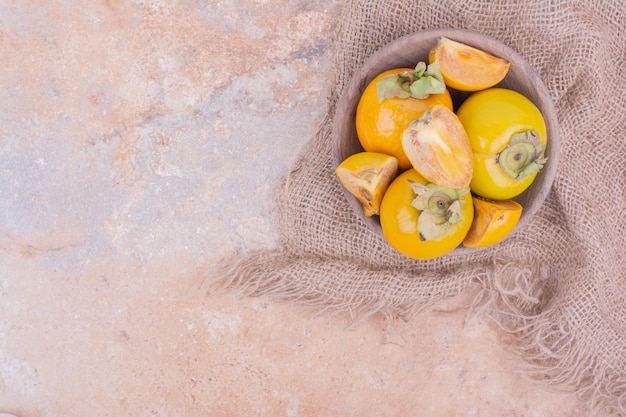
[336,37,548,260]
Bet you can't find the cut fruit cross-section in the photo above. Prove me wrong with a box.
[463,196,523,248]
[429,37,510,91]
[336,152,399,217]
[401,105,473,189]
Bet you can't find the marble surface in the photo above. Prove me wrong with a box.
[0,2,590,416]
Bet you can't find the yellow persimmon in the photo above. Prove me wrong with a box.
[380,169,473,260]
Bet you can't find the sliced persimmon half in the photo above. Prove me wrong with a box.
[429,37,510,91]
[336,152,399,216]
[401,105,473,189]
[463,196,522,248]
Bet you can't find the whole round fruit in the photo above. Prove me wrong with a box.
[456,88,548,200]
[380,169,474,260]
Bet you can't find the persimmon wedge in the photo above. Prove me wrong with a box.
[336,152,399,217]
[463,197,522,248]
[429,37,510,91]
[401,105,473,189]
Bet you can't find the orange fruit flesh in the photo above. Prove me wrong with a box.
[463,197,522,248]
[335,152,399,217]
[429,37,510,91]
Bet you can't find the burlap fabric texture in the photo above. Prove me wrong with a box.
[211,0,626,415]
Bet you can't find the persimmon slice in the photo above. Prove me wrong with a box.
[401,105,473,189]
[429,37,510,91]
[463,197,522,248]
[336,152,399,216]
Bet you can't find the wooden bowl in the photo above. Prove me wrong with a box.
[331,28,559,257]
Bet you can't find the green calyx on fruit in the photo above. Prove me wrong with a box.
[409,181,469,241]
[498,129,547,180]
[377,62,446,102]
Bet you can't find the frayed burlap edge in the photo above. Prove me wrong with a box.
[204,55,624,417]
[205,1,626,415]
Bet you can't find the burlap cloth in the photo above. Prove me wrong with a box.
[210,0,626,414]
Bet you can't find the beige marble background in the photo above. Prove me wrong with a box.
[1,1,590,416]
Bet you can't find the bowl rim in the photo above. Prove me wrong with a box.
[331,28,560,258]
